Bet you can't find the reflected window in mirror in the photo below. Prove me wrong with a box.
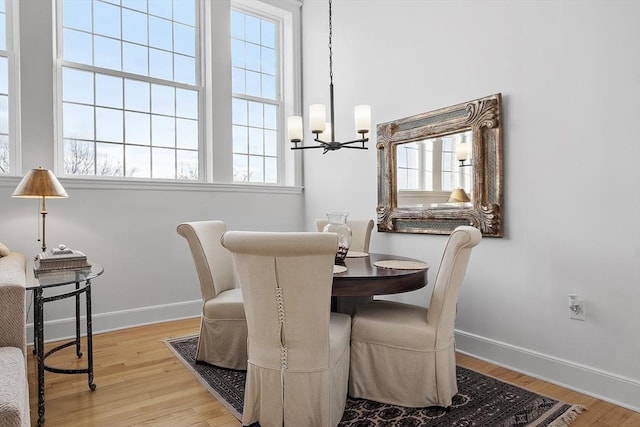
[396,131,473,208]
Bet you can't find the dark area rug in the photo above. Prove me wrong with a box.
[165,335,585,426]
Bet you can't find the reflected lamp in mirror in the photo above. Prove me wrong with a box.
[12,167,68,252]
[377,93,503,237]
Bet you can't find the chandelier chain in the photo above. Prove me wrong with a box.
[328,0,333,85]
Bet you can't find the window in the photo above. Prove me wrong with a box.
[396,132,472,193]
[56,0,300,185]
[58,0,200,179]
[0,0,15,174]
[230,9,279,183]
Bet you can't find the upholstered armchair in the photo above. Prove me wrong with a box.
[349,226,482,408]
[176,221,247,370]
[315,219,374,253]
[221,231,351,427]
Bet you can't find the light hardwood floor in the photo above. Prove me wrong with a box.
[28,317,639,426]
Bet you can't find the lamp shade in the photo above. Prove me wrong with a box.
[12,167,68,198]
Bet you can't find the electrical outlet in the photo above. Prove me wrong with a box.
[569,295,585,321]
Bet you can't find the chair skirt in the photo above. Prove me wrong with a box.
[242,315,351,427]
[196,288,248,370]
[349,339,456,408]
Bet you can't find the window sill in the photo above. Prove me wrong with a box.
[0,175,303,194]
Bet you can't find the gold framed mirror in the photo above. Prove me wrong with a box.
[377,93,503,237]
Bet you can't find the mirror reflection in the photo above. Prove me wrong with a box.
[376,93,503,237]
[396,130,473,208]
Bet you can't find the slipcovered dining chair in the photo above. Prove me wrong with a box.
[315,218,374,253]
[176,221,247,370]
[221,231,351,427]
[349,225,482,408]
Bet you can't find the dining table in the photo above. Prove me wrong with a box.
[331,252,429,313]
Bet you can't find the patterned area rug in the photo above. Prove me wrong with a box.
[165,336,585,427]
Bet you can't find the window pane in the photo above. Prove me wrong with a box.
[124,79,149,112]
[149,16,172,50]
[63,28,93,64]
[151,84,175,115]
[177,149,198,180]
[176,118,197,149]
[232,98,247,125]
[152,147,175,178]
[232,68,245,94]
[125,111,150,144]
[122,9,148,44]
[96,74,123,108]
[231,11,244,39]
[174,22,195,56]
[233,153,248,182]
[0,95,8,134]
[152,115,175,147]
[264,156,277,183]
[149,0,172,19]
[262,47,275,74]
[94,35,122,70]
[248,128,263,155]
[122,0,146,13]
[246,71,260,97]
[232,125,247,154]
[248,101,263,128]
[176,88,197,119]
[248,155,263,182]
[123,42,148,75]
[63,0,92,32]
[262,74,276,100]
[96,107,123,142]
[0,57,7,94]
[261,20,275,49]
[63,68,94,104]
[94,1,121,38]
[264,130,277,156]
[173,0,195,26]
[245,43,260,72]
[174,54,195,85]
[96,142,123,176]
[63,103,94,139]
[126,145,150,177]
[0,135,8,173]
[264,104,276,130]
[149,48,173,80]
[245,15,260,44]
[64,139,95,175]
[0,12,6,51]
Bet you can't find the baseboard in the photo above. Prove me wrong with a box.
[455,329,640,412]
[26,299,202,344]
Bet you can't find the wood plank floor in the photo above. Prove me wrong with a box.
[28,317,639,426]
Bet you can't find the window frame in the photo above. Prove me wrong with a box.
[0,0,21,175]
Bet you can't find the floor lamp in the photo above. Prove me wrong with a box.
[12,167,68,253]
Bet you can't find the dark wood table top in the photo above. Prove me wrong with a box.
[332,253,429,297]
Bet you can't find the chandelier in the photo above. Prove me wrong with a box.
[287,0,371,154]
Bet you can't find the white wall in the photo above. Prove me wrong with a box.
[301,0,640,411]
[0,1,305,342]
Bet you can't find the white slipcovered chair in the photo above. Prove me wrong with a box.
[176,221,247,370]
[349,225,482,408]
[315,218,374,253]
[221,231,351,427]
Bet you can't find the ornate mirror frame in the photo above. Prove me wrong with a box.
[377,93,503,237]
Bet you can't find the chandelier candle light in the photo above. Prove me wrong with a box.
[287,0,371,153]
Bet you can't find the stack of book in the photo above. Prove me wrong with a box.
[34,245,91,273]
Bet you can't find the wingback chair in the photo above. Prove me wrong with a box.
[221,231,351,427]
[176,221,247,370]
[349,226,482,408]
[315,219,374,253]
